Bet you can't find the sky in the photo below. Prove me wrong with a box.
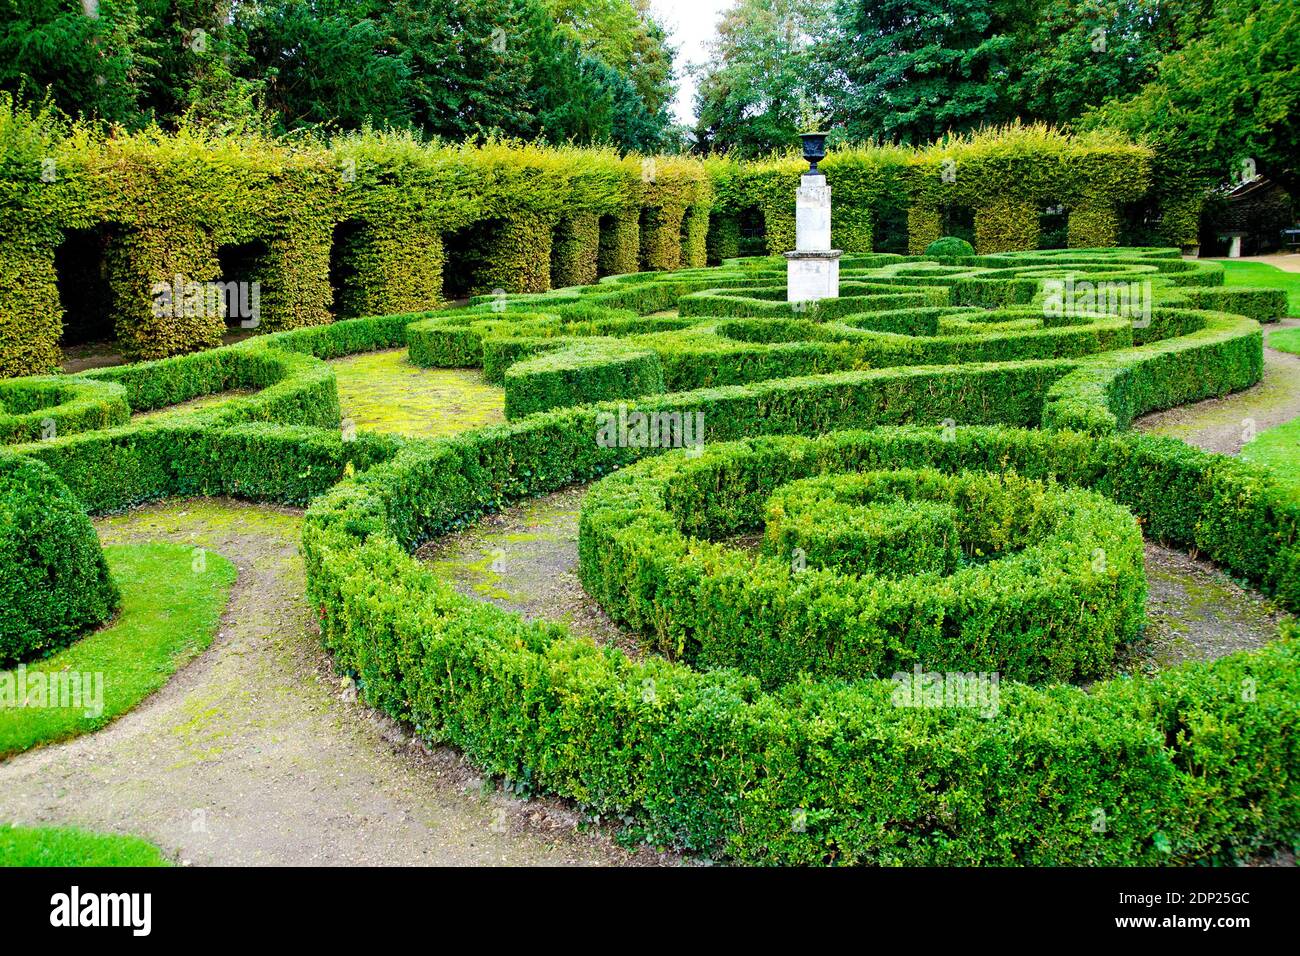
[649,0,733,125]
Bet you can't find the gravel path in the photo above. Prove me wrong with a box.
[416,485,641,658]
[420,487,1290,673]
[1135,318,1300,454]
[0,498,672,867]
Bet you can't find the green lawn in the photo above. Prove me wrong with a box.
[330,348,505,437]
[1242,419,1300,500]
[0,824,170,866]
[0,541,236,757]
[1269,326,1300,356]
[1219,261,1300,317]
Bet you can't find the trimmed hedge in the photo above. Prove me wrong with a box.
[0,247,1292,866]
[301,417,1299,865]
[0,377,129,444]
[1,97,1211,375]
[579,448,1146,687]
[1167,286,1288,324]
[0,454,118,665]
[504,342,665,419]
[925,236,975,257]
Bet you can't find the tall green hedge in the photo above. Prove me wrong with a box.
[0,103,1205,376]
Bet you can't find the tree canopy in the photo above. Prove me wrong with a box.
[0,0,681,150]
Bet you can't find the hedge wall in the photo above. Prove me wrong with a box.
[2,99,1213,376]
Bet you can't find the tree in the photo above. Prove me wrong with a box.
[693,0,832,157]
[380,0,538,140]
[136,1,265,128]
[822,0,1031,144]
[1086,0,1300,193]
[1004,0,1196,128]
[0,0,159,127]
[239,0,410,132]
[546,0,676,119]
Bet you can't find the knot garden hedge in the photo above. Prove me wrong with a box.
[3,105,1213,378]
[2,244,1297,865]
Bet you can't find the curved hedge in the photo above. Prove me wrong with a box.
[0,455,119,665]
[300,420,1298,865]
[0,377,129,444]
[1,245,1295,865]
[408,249,1263,428]
[579,450,1146,687]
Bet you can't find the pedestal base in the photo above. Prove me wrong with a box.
[785,249,843,303]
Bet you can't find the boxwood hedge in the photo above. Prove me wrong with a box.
[0,454,119,665]
[579,451,1147,687]
[0,246,1294,865]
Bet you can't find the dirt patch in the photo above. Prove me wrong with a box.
[0,498,677,866]
[1119,542,1290,674]
[416,485,642,658]
[1135,318,1300,454]
[60,331,260,374]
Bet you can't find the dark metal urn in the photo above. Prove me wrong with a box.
[800,132,828,174]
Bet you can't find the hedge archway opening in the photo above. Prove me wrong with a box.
[1039,202,1070,249]
[872,197,910,254]
[328,220,366,319]
[216,239,269,331]
[1119,198,1165,247]
[940,204,976,249]
[54,228,114,349]
[737,205,766,257]
[596,213,622,276]
[441,222,486,300]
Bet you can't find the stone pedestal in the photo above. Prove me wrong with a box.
[785,250,842,302]
[786,172,841,303]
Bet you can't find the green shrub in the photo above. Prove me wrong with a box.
[503,342,665,419]
[301,422,1299,865]
[0,454,118,665]
[1175,287,1287,324]
[925,236,976,257]
[0,377,129,444]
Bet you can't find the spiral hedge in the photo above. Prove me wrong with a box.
[579,455,1148,688]
[2,245,1297,864]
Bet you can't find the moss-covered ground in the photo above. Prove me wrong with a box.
[330,348,504,438]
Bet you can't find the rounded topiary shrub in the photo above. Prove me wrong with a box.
[0,455,119,665]
[924,236,976,258]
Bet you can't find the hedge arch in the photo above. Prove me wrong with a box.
[3,99,1217,375]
